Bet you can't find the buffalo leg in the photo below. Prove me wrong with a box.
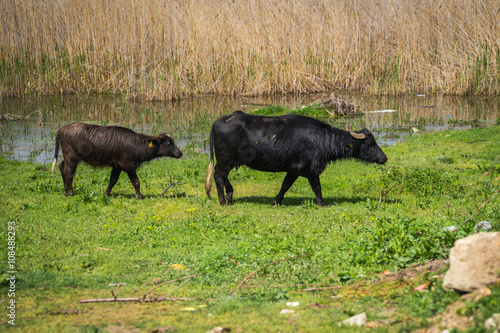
[224,177,234,204]
[307,175,327,206]
[274,173,299,205]
[59,160,78,196]
[214,164,231,205]
[125,169,143,199]
[105,167,122,196]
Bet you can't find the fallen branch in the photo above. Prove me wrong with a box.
[229,253,308,295]
[80,274,195,304]
[79,297,192,303]
[236,283,338,290]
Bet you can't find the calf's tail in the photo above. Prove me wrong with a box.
[204,126,215,198]
[51,134,60,173]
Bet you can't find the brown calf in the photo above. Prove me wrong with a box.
[51,122,183,198]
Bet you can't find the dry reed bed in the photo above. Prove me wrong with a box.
[1,0,499,100]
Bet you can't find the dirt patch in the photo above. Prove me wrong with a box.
[416,287,493,333]
[377,259,448,282]
[105,325,141,333]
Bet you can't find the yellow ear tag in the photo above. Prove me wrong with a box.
[149,141,154,148]
[348,143,353,148]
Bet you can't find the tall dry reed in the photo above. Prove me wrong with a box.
[1,0,499,100]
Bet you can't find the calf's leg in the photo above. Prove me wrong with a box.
[125,169,143,199]
[274,173,299,205]
[105,167,122,196]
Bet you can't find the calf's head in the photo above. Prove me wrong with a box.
[349,129,388,164]
[151,133,183,158]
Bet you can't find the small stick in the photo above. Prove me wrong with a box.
[229,253,308,295]
[159,276,194,300]
[108,283,126,299]
[380,183,398,203]
[229,258,239,266]
[161,175,181,196]
[143,274,196,299]
[313,274,339,287]
[444,203,480,225]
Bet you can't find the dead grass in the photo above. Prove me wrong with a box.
[1,0,499,99]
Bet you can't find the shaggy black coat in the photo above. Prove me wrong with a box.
[52,122,183,198]
[205,111,387,206]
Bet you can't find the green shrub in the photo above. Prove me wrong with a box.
[346,217,467,269]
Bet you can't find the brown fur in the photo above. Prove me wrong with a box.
[52,122,182,198]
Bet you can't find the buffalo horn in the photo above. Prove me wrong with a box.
[349,129,366,140]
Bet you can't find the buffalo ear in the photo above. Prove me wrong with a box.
[344,142,354,149]
[151,136,162,147]
[151,133,171,146]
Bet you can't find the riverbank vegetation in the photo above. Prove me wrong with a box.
[0,124,498,331]
[1,0,500,100]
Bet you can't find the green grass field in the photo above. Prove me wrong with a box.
[1,125,499,332]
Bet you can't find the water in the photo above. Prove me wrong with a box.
[1,93,499,164]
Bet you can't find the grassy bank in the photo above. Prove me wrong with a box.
[0,124,499,331]
[1,0,500,100]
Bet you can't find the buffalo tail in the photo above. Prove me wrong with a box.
[51,134,60,173]
[204,126,215,198]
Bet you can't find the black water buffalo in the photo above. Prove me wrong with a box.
[205,111,387,206]
[51,122,183,198]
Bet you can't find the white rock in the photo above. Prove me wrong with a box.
[474,221,492,232]
[280,309,295,314]
[340,312,367,327]
[286,302,299,307]
[443,232,500,292]
[485,313,500,330]
[206,327,230,333]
